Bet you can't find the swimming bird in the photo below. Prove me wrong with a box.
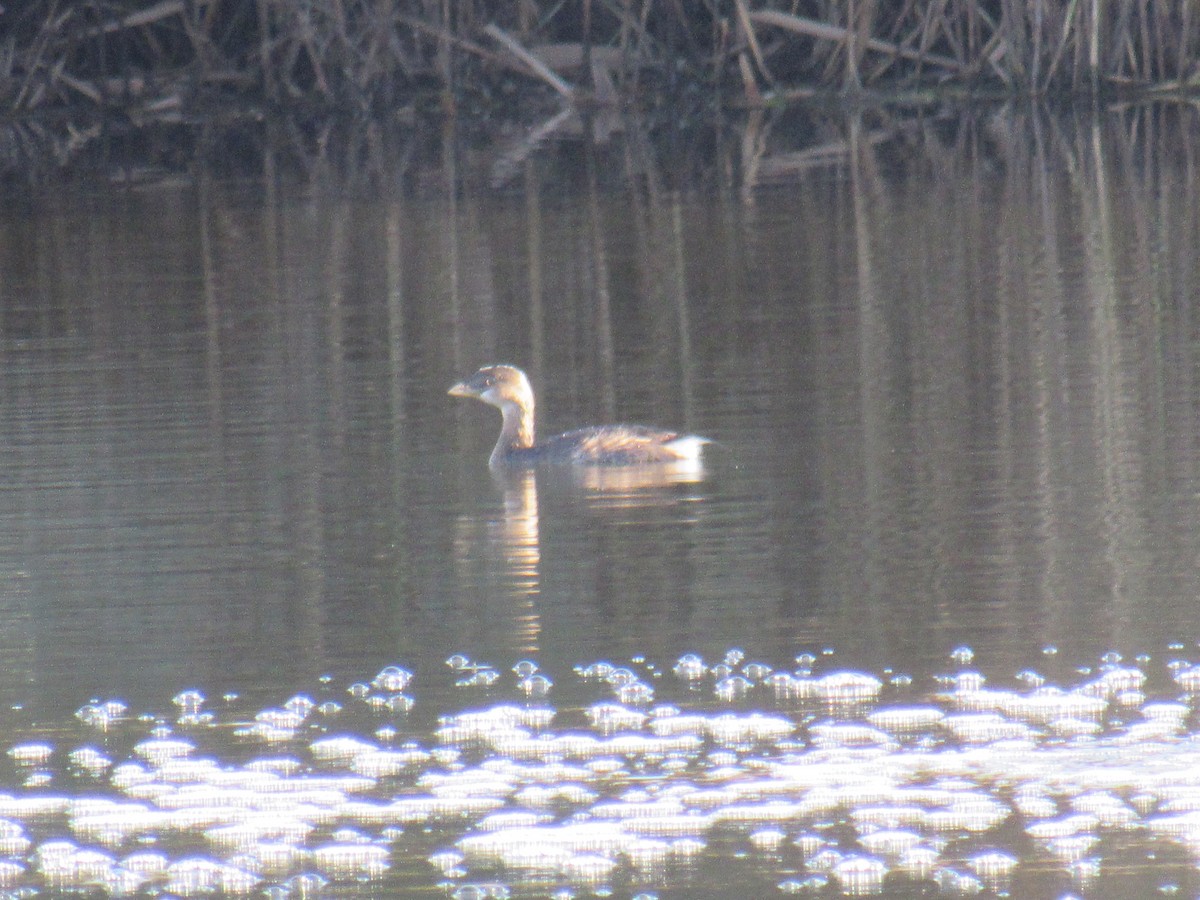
[449,364,709,467]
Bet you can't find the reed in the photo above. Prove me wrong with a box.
[0,1,1196,122]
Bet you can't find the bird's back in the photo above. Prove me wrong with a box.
[537,425,708,465]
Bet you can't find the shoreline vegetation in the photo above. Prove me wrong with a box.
[2,1,1198,184]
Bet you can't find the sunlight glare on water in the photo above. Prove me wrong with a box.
[0,646,1190,895]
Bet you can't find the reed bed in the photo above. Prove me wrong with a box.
[1,1,1197,123]
[2,2,1198,186]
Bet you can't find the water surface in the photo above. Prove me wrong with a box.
[1,105,1200,896]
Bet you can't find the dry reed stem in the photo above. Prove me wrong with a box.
[484,24,575,99]
[85,0,186,36]
[732,0,772,85]
[737,52,762,106]
[53,69,101,104]
[751,9,964,74]
[396,14,505,69]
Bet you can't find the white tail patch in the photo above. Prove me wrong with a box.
[663,435,711,460]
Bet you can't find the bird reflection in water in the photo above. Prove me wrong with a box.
[492,458,709,592]
[567,456,707,495]
[453,469,543,655]
[498,468,542,652]
[454,458,710,652]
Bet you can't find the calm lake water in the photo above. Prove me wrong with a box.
[0,104,1199,897]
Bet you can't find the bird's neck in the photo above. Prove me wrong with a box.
[492,399,535,461]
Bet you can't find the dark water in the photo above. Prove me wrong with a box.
[1,106,1200,896]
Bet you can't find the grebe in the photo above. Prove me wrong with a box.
[449,364,710,467]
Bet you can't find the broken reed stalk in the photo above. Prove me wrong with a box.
[750,9,964,74]
[483,24,575,99]
[85,0,185,35]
